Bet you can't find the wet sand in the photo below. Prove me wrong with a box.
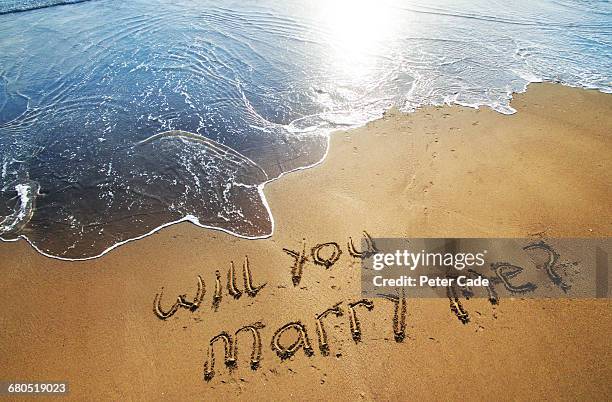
[0,83,610,400]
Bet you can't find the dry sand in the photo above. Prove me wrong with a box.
[0,83,610,401]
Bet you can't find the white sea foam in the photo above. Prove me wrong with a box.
[0,181,39,235]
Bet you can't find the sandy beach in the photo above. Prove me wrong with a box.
[0,83,610,400]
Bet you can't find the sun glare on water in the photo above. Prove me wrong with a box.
[316,0,401,82]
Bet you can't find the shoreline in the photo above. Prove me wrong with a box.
[2,81,610,261]
[0,83,610,400]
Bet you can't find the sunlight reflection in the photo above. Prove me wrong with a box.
[317,0,400,82]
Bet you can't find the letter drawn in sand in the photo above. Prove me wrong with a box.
[311,242,342,269]
[348,231,379,259]
[153,290,181,320]
[347,299,374,342]
[229,256,266,299]
[461,269,499,305]
[492,262,537,294]
[153,275,205,320]
[177,275,206,311]
[447,280,469,324]
[212,270,222,311]
[243,255,266,297]
[315,302,344,355]
[204,332,234,381]
[379,290,407,342]
[203,323,265,381]
[523,241,570,292]
[271,321,314,360]
[283,239,308,286]
[234,322,266,370]
[227,261,243,299]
